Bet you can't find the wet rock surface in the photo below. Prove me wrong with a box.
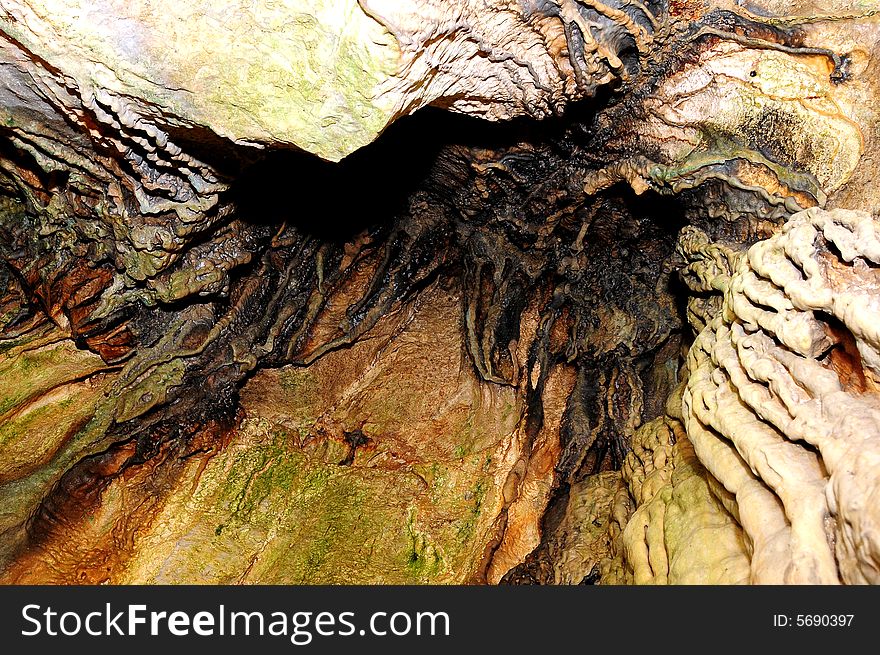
[1,0,880,584]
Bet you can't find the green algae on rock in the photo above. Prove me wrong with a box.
[0,0,401,161]
[2,0,880,587]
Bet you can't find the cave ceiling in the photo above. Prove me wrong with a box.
[0,0,879,585]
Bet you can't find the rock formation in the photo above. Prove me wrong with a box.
[1,0,879,584]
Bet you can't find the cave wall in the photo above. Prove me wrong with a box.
[1,0,880,584]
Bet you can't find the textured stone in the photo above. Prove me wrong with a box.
[1,0,401,161]
[682,208,880,584]
[3,0,880,587]
[1,0,660,161]
[601,417,750,584]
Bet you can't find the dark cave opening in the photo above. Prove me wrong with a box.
[112,99,706,586]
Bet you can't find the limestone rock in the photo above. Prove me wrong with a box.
[601,417,750,584]
[3,0,880,587]
[682,208,880,584]
[1,0,656,161]
[2,0,400,162]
